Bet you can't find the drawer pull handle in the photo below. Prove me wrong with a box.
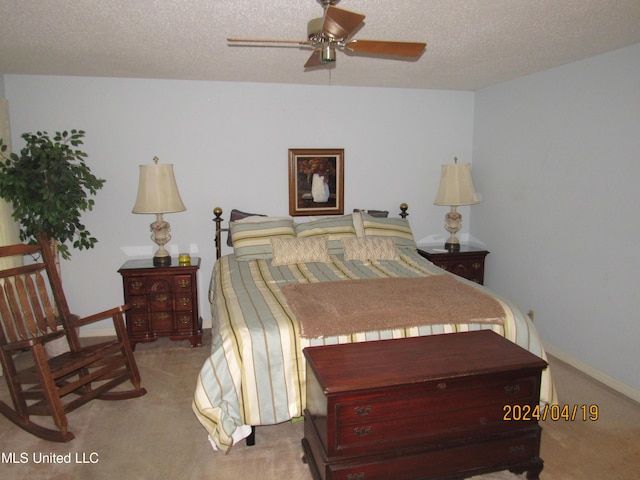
[504,384,521,395]
[353,406,372,416]
[178,279,190,288]
[179,298,191,306]
[132,301,144,309]
[133,319,145,327]
[437,382,447,390]
[178,315,191,324]
[130,281,143,290]
[353,426,372,437]
[509,444,525,455]
[347,474,365,480]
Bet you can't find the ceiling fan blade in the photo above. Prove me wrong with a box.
[304,50,323,68]
[322,6,365,39]
[227,38,311,47]
[345,39,426,57]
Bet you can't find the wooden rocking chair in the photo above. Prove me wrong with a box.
[0,232,146,442]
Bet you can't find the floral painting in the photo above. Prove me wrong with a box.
[288,148,344,216]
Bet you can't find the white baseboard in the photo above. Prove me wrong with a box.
[77,318,213,339]
[544,342,640,404]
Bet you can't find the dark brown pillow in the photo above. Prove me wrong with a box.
[353,209,389,218]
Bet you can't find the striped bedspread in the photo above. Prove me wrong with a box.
[192,249,556,453]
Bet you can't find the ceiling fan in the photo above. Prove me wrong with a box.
[227,0,427,69]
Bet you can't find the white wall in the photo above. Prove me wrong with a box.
[472,44,640,393]
[3,75,474,331]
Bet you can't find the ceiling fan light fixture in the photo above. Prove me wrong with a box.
[321,44,336,63]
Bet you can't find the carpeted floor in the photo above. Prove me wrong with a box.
[1,330,639,479]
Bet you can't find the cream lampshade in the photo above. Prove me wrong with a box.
[132,156,186,266]
[434,157,479,251]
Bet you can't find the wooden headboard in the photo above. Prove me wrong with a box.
[212,203,409,260]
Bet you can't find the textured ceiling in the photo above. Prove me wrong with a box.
[1,0,639,91]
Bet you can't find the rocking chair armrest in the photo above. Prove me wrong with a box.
[69,305,131,328]
[2,329,66,352]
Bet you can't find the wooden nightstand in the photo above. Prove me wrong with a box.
[118,258,203,349]
[417,245,489,284]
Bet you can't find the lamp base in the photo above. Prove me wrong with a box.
[444,241,461,252]
[153,255,172,267]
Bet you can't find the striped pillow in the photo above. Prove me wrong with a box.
[271,236,331,266]
[295,215,357,254]
[361,213,416,250]
[230,218,295,261]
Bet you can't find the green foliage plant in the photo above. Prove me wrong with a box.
[0,130,105,259]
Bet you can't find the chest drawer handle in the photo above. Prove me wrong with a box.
[353,406,372,416]
[504,384,521,395]
[437,382,447,390]
[353,426,372,437]
[130,281,143,290]
[347,474,365,480]
[178,279,190,288]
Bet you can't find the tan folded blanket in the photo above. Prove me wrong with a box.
[282,275,505,338]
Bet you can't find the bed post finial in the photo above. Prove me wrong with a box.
[399,203,408,218]
[213,207,224,259]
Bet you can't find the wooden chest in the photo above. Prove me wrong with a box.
[302,330,547,480]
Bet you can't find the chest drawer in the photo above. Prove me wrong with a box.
[318,428,542,480]
[328,376,537,456]
[337,375,538,425]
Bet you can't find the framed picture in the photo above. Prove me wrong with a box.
[288,148,344,216]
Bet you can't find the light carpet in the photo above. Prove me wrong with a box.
[1,330,638,479]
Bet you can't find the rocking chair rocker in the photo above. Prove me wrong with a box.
[0,232,146,442]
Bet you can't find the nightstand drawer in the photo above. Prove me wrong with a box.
[175,311,194,330]
[128,295,147,312]
[124,277,147,295]
[175,293,193,310]
[174,275,193,292]
[417,245,489,284]
[150,311,173,332]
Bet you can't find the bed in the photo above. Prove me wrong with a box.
[192,206,556,453]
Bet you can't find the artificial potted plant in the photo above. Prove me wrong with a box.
[0,130,105,264]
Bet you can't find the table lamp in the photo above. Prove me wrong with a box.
[132,156,186,266]
[433,157,479,251]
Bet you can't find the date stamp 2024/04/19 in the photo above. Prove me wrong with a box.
[503,404,599,422]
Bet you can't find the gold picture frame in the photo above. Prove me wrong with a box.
[288,148,344,216]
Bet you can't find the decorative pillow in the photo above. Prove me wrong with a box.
[271,236,331,266]
[361,213,416,250]
[342,237,400,261]
[226,209,266,246]
[230,218,295,261]
[295,215,356,254]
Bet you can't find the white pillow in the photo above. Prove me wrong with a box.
[271,236,331,266]
[341,237,400,261]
